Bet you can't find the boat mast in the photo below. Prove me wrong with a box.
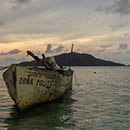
[69,44,74,69]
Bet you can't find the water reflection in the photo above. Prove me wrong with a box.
[4,91,76,130]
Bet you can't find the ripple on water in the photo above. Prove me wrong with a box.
[0,67,130,130]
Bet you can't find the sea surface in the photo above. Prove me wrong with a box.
[0,67,130,130]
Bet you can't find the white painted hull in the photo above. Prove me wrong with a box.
[3,64,73,110]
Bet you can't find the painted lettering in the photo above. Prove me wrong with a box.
[19,77,52,88]
[30,79,33,85]
[36,80,40,86]
[19,77,23,84]
[19,77,33,85]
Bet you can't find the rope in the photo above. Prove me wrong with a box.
[73,71,80,86]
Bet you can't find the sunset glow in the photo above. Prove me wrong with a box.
[0,0,130,66]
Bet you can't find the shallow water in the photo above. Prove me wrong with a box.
[0,67,130,130]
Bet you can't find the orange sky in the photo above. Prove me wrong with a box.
[0,0,130,66]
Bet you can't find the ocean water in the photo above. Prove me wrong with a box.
[0,67,130,130]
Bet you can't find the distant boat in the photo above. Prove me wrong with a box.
[2,64,73,110]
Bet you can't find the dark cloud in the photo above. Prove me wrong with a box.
[53,45,64,53]
[119,43,128,50]
[9,49,22,54]
[0,49,22,55]
[100,44,113,48]
[45,44,64,54]
[96,0,130,15]
[109,24,126,31]
[45,44,52,53]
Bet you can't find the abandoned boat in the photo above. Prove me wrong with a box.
[3,64,73,110]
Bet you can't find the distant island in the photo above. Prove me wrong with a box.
[19,52,125,66]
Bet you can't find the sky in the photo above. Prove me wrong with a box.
[0,0,130,66]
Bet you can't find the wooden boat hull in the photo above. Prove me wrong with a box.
[3,64,73,110]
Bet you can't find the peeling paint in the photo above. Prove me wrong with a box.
[3,64,73,110]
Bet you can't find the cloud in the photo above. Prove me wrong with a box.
[5,57,26,62]
[53,45,64,53]
[45,44,64,54]
[124,33,130,36]
[45,44,52,53]
[126,50,130,54]
[0,57,29,66]
[109,24,126,31]
[119,43,128,50]
[98,49,106,52]
[114,51,122,55]
[0,49,22,55]
[9,49,22,54]
[96,0,130,15]
[10,0,32,5]
[100,44,113,48]
[32,50,41,56]
[8,0,32,8]
[0,21,4,26]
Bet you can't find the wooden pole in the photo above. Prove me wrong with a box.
[69,44,74,69]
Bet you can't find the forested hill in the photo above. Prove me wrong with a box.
[54,52,125,66]
[19,52,125,66]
